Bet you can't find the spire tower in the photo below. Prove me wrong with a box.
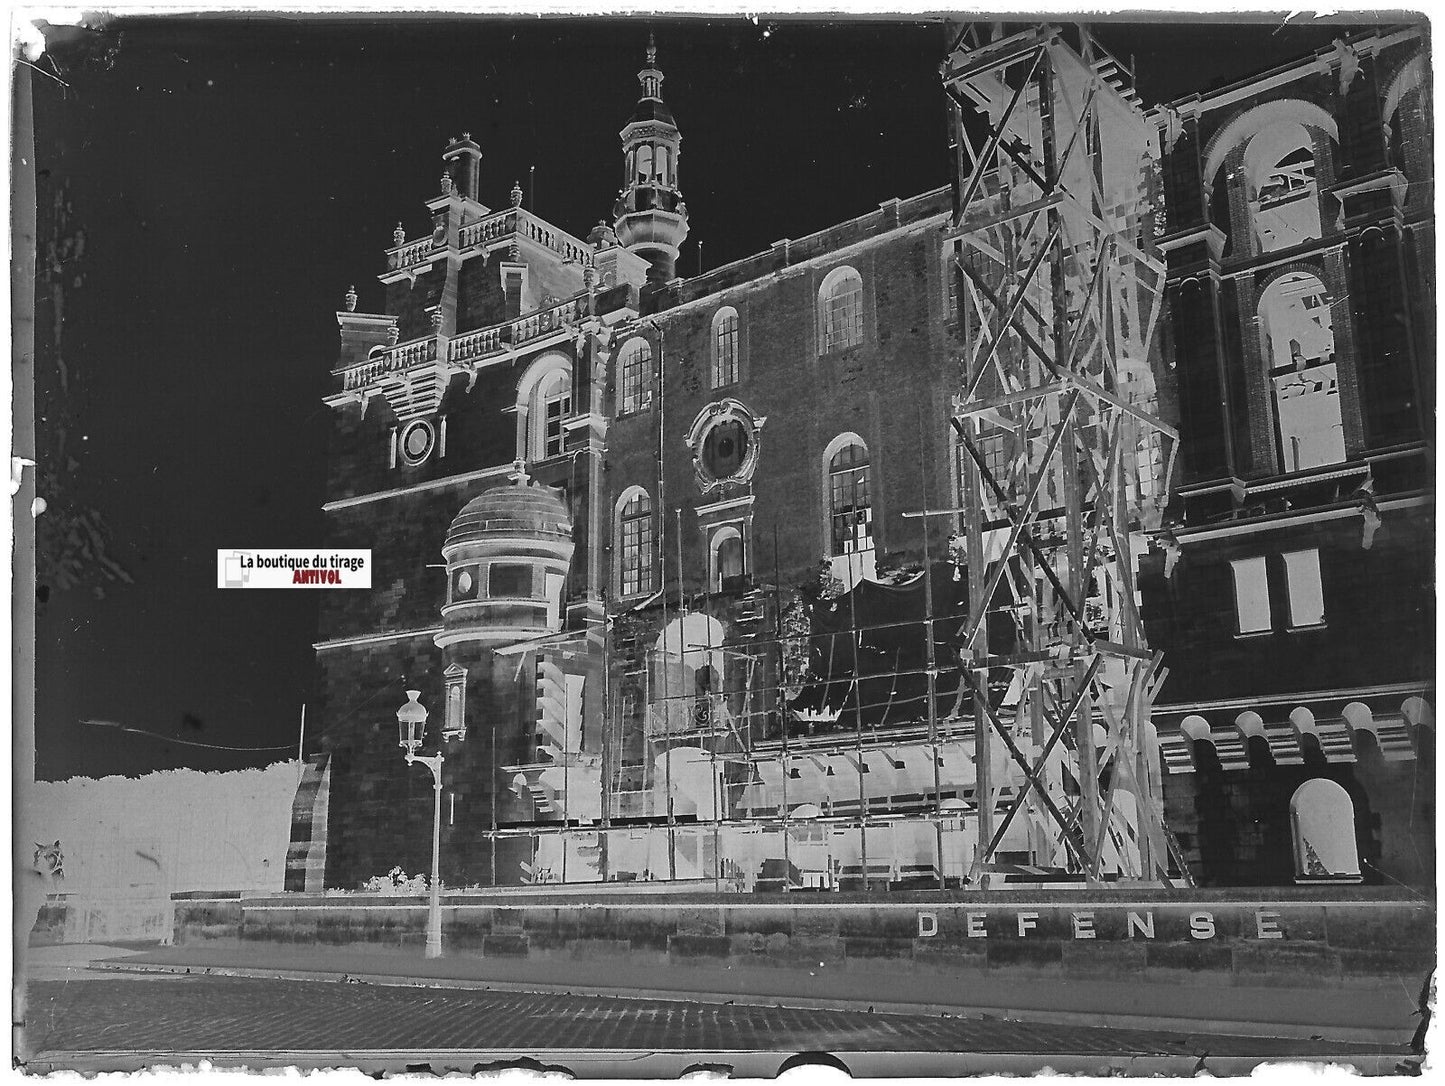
[613,34,689,284]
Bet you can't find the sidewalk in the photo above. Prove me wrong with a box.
[84,940,1423,1045]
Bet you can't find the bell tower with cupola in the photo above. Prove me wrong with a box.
[613,35,689,284]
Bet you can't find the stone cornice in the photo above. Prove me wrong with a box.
[1151,26,1423,122]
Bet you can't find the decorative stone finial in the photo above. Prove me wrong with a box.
[429,306,443,330]
[393,222,406,247]
[587,219,618,249]
[461,131,472,142]
[344,285,358,312]
[510,180,524,208]
[440,172,454,196]
[583,263,596,292]
[387,323,400,346]
[509,457,531,487]
[646,31,656,67]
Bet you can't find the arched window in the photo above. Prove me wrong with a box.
[1258,271,1343,472]
[827,438,873,557]
[710,526,746,591]
[615,488,655,598]
[1246,122,1323,252]
[818,267,864,353]
[649,613,727,747]
[618,338,651,415]
[1382,54,1425,181]
[533,369,571,460]
[712,308,739,388]
[1290,778,1362,883]
[515,354,572,464]
[636,145,653,185]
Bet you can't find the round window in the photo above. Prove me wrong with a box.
[455,570,473,596]
[400,420,435,465]
[702,419,750,481]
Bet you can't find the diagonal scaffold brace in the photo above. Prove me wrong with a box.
[942,21,1191,887]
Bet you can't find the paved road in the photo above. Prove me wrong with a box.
[19,973,1414,1076]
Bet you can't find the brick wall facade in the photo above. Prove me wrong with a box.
[1144,25,1433,890]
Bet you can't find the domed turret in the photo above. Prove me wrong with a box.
[613,33,689,284]
[436,461,575,649]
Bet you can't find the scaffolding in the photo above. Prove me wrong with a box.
[942,23,1188,885]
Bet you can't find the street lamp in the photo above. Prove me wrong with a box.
[397,690,444,959]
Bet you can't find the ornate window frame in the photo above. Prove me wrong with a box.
[685,398,767,494]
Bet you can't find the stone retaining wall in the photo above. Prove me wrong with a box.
[173,889,1434,990]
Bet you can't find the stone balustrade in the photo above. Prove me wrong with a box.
[457,209,518,250]
[509,294,587,345]
[385,236,438,271]
[516,211,593,265]
[341,335,438,391]
[387,208,594,272]
[449,324,503,363]
[449,295,588,365]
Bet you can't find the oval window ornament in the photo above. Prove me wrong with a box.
[399,419,436,465]
[686,399,766,494]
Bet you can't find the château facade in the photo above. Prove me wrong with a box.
[286,24,1432,895]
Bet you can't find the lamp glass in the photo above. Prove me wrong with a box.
[397,689,429,751]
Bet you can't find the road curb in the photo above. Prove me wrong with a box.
[84,958,1412,1047]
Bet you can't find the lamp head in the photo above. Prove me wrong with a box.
[397,689,429,753]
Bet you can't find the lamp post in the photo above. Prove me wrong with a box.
[397,690,444,959]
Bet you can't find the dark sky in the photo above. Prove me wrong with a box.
[30,13,1387,780]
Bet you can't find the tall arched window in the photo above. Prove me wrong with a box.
[1246,121,1323,252]
[515,354,572,464]
[615,488,655,598]
[618,338,651,415]
[827,438,873,556]
[818,267,864,353]
[1203,101,1338,257]
[533,368,572,460]
[712,307,739,388]
[1258,271,1343,472]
